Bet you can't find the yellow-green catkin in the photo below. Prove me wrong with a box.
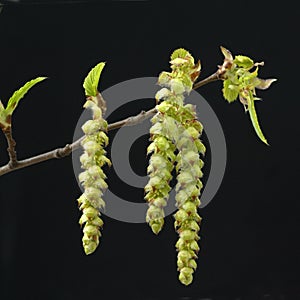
[145,49,201,236]
[77,98,110,255]
[153,48,204,285]
[144,106,177,234]
[174,117,205,286]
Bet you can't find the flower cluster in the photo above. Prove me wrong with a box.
[77,97,110,255]
[145,48,205,285]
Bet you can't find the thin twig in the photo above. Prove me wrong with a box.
[0,73,220,177]
[3,126,18,167]
[193,72,220,90]
[107,108,156,131]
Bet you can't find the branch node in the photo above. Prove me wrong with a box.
[8,160,18,169]
[56,144,72,158]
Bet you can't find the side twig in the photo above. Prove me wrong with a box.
[3,126,18,167]
[0,73,220,177]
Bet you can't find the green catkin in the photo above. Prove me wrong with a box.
[145,49,201,235]
[77,98,110,255]
[174,119,204,285]
[150,48,204,285]
[168,51,204,286]
[145,110,177,234]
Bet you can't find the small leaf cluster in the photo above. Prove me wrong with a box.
[220,47,277,144]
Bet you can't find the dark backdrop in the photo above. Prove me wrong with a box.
[0,1,299,300]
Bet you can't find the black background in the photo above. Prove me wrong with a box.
[0,1,299,300]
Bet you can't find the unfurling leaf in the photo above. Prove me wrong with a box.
[220,46,233,61]
[83,62,105,97]
[171,48,192,61]
[5,77,47,116]
[233,55,254,68]
[0,101,6,128]
[247,93,269,145]
[255,78,277,90]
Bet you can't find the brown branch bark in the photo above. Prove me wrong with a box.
[3,126,18,167]
[193,72,220,90]
[0,73,220,177]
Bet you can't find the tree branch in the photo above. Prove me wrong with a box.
[0,108,157,176]
[0,73,220,177]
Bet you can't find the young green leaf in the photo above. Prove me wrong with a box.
[247,92,269,145]
[223,79,239,102]
[83,62,106,97]
[0,100,4,111]
[234,55,254,69]
[0,100,5,127]
[171,48,192,60]
[5,77,47,116]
